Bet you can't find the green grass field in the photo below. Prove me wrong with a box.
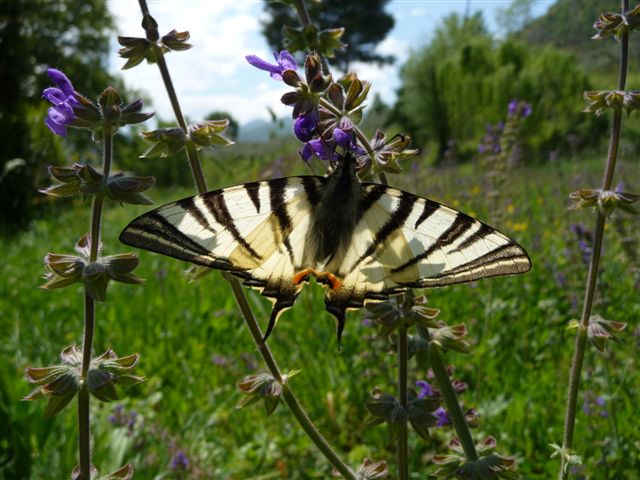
[1,150,638,479]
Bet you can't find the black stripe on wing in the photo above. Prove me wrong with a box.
[119,211,235,270]
[201,190,262,260]
[269,177,295,261]
[354,191,417,267]
[391,211,475,274]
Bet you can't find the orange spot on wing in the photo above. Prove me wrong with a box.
[292,268,342,291]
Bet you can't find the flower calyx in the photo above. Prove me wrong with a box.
[365,291,440,338]
[365,130,418,176]
[592,5,640,40]
[282,23,345,59]
[433,437,521,479]
[355,458,388,480]
[71,463,134,480]
[140,128,186,157]
[583,89,640,116]
[86,349,144,402]
[587,314,627,352]
[24,347,82,417]
[569,188,639,216]
[550,444,583,477]
[41,235,144,301]
[118,27,191,70]
[365,387,440,440]
[188,119,234,150]
[429,323,472,354]
[237,370,298,416]
[280,53,332,118]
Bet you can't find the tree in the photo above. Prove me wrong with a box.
[261,0,395,72]
[394,12,602,162]
[0,0,121,230]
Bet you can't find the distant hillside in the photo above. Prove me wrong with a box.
[237,117,294,143]
[518,0,639,72]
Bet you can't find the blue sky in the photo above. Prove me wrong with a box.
[107,1,554,125]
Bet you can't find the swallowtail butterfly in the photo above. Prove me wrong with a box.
[120,153,530,342]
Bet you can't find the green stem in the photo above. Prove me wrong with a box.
[137,3,355,477]
[420,326,478,461]
[397,325,409,480]
[77,125,112,480]
[558,2,628,478]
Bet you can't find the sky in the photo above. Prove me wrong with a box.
[106,0,554,126]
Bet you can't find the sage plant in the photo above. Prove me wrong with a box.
[555,2,638,478]
[24,68,152,479]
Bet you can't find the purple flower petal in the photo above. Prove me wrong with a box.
[416,380,434,398]
[333,128,351,148]
[47,68,75,98]
[45,115,67,136]
[275,50,297,71]
[42,87,66,106]
[246,50,297,81]
[245,55,283,75]
[300,143,315,163]
[434,407,450,427]
[293,111,318,142]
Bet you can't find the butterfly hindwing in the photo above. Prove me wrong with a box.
[323,184,531,322]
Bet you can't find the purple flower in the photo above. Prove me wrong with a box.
[300,138,340,163]
[293,111,318,142]
[42,68,79,137]
[522,102,533,118]
[508,99,518,116]
[433,407,450,427]
[245,50,297,80]
[170,450,189,471]
[416,380,435,398]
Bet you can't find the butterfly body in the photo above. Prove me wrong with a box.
[120,154,530,342]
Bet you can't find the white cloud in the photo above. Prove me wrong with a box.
[410,7,427,17]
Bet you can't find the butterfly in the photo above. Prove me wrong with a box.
[120,153,531,343]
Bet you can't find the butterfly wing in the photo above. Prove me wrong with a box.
[120,176,326,338]
[323,184,531,333]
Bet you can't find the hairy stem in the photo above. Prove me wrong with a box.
[137,2,355,477]
[77,125,112,479]
[397,324,409,480]
[559,1,628,478]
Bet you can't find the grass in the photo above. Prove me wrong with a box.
[1,147,638,479]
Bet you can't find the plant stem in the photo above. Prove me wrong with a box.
[137,3,356,477]
[558,2,628,478]
[419,326,478,461]
[77,125,112,480]
[397,324,409,480]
